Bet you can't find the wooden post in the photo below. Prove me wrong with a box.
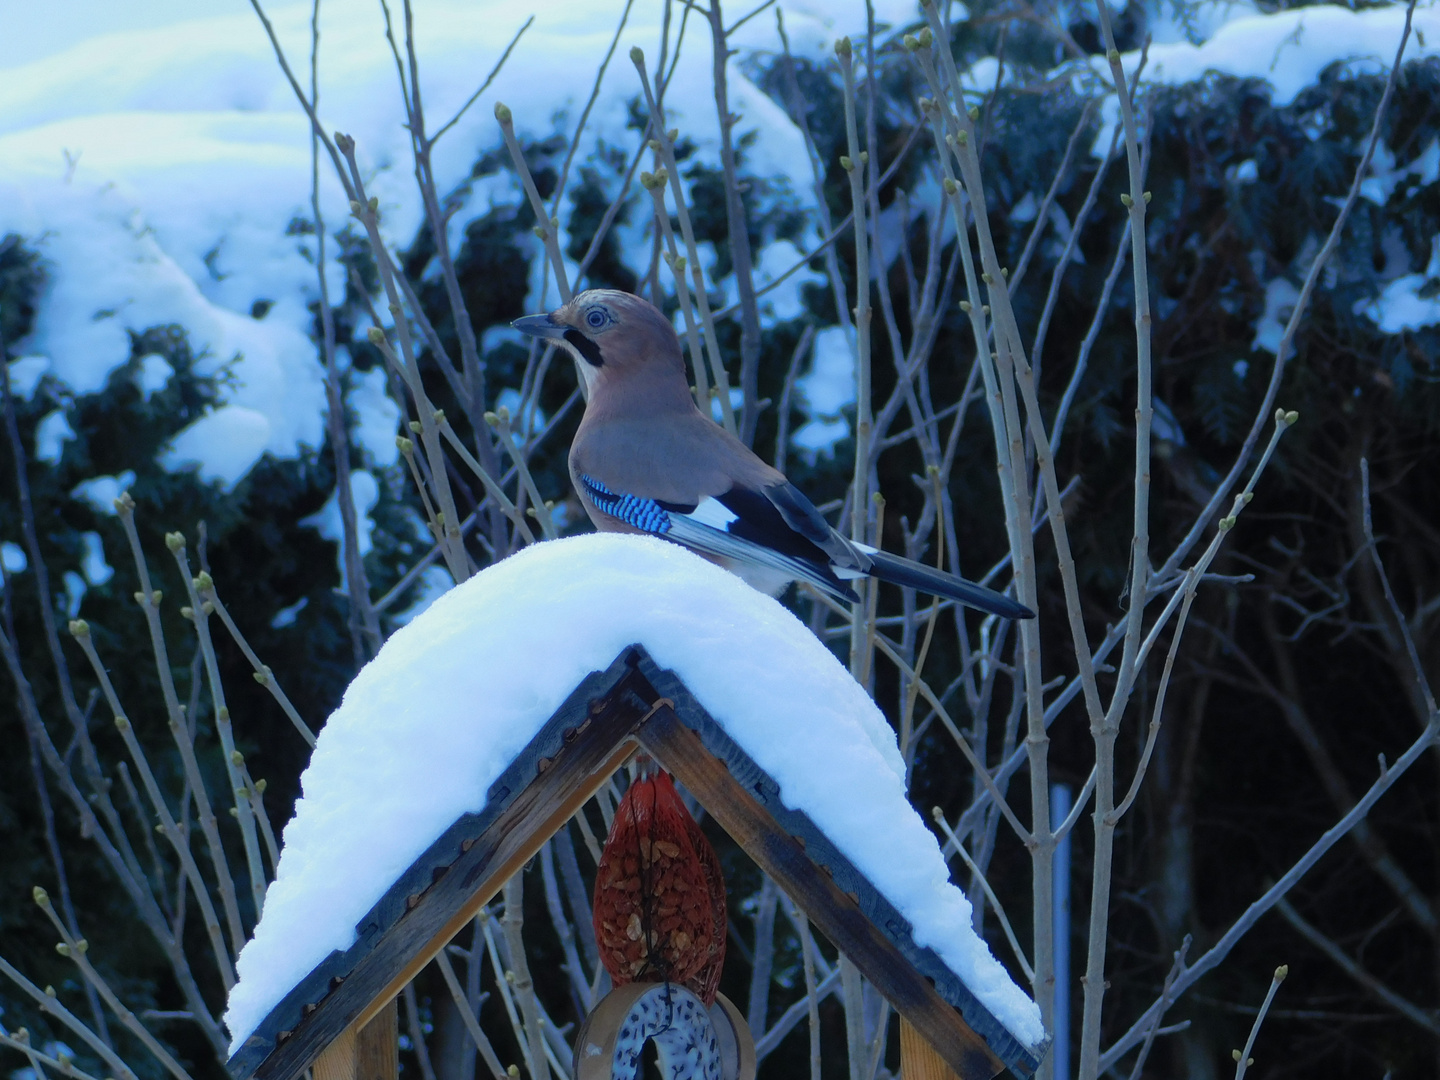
[311,999,397,1080]
[901,1017,961,1080]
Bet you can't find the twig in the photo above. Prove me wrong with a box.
[1232,964,1287,1079]
[1275,899,1438,1037]
[931,809,1034,981]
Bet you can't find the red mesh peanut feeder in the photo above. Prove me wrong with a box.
[592,769,727,1003]
[580,768,752,1079]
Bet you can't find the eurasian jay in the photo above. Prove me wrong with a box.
[513,289,1033,620]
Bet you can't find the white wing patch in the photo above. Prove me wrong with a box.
[682,497,739,531]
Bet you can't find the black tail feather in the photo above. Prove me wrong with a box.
[864,550,1035,619]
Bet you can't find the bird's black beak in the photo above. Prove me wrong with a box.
[511,312,567,340]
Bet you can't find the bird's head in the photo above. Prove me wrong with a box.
[512,289,687,401]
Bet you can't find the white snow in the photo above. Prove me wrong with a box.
[6,356,50,399]
[161,406,275,489]
[135,353,175,400]
[79,531,115,587]
[348,366,401,469]
[1363,273,1440,333]
[63,571,87,618]
[1087,5,1440,157]
[70,471,136,514]
[391,564,456,627]
[1252,277,1300,354]
[792,324,855,456]
[34,410,75,464]
[223,534,1043,1054]
[1112,4,1440,106]
[0,0,893,494]
[300,469,381,584]
[1,542,27,574]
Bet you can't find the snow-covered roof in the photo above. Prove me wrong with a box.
[222,534,1044,1060]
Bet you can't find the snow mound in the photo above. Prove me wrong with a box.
[223,533,1043,1054]
[0,0,917,489]
[1121,4,1440,105]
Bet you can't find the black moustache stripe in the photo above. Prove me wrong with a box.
[563,328,604,367]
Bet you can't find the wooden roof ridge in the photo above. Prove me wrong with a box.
[226,645,1043,1080]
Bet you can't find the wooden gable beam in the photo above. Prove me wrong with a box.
[637,704,1006,1080]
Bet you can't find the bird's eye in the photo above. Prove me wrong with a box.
[585,308,608,329]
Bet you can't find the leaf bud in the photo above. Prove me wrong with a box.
[1142,190,1152,203]
[181,606,194,620]
[902,34,920,52]
[56,943,71,957]
[396,436,413,454]
[858,151,869,165]
[967,106,979,121]
[33,886,50,906]
[484,411,500,427]
[629,45,644,65]
[349,200,364,217]
[839,155,854,172]
[1285,410,1299,425]
[75,939,88,954]
[1120,193,1134,207]
[1275,964,1288,980]
[165,531,185,552]
[114,716,129,732]
[917,27,934,48]
[532,225,548,239]
[230,807,239,818]
[231,751,244,767]
[408,420,422,433]
[955,130,968,146]
[334,133,354,153]
[1219,516,1236,532]
[835,37,852,59]
[253,669,270,686]
[196,571,213,590]
[981,272,993,284]
[256,778,268,794]
[959,300,971,313]
[1107,48,1121,63]
[493,102,512,125]
[68,619,89,639]
[367,326,386,346]
[45,985,56,997]
[943,178,958,195]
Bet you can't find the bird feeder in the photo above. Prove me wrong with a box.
[225,644,1045,1080]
